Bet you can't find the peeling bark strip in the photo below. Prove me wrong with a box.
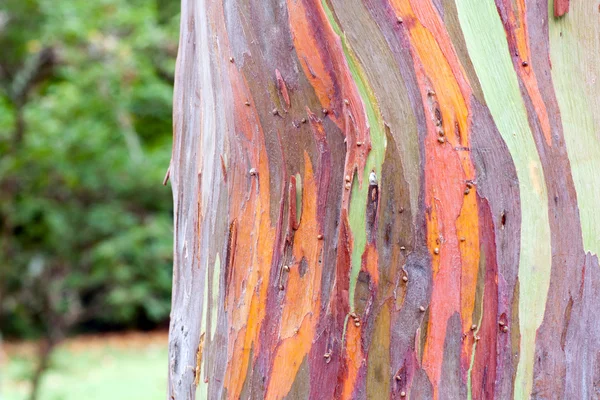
[554,0,569,17]
[168,0,600,399]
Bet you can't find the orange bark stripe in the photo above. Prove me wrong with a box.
[501,0,552,145]
[339,244,378,399]
[340,322,365,399]
[287,0,371,189]
[389,0,480,397]
[223,71,276,399]
[286,0,334,115]
[266,152,322,399]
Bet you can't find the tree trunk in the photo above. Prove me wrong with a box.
[167,0,600,399]
[28,339,55,400]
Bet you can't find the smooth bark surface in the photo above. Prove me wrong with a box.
[167,0,600,398]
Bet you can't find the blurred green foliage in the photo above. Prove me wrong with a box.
[0,0,179,338]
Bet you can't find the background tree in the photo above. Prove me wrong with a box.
[166,0,600,399]
[0,1,179,398]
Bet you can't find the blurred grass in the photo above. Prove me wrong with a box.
[2,331,168,400]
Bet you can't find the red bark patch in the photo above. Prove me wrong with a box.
[554,0,569,17]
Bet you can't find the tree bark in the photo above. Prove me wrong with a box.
[167,0,600,399]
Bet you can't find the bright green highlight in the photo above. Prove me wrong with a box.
[466,251,485,400]
[295,173,303,225]
[197,255,220,400]
[321,0,387,310]
[211,255,221,341]
[549,1,600,256]
[456,0,552,398]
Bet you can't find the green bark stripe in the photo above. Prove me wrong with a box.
[211,254,221,341]
[196,255,220,399]
[549,1,600,256]
[455,1,552,398]
[321,0,387,311]
[467,250,486,400]
[196,258,210,400]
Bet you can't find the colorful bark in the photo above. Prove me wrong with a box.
[168,0,600,399]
